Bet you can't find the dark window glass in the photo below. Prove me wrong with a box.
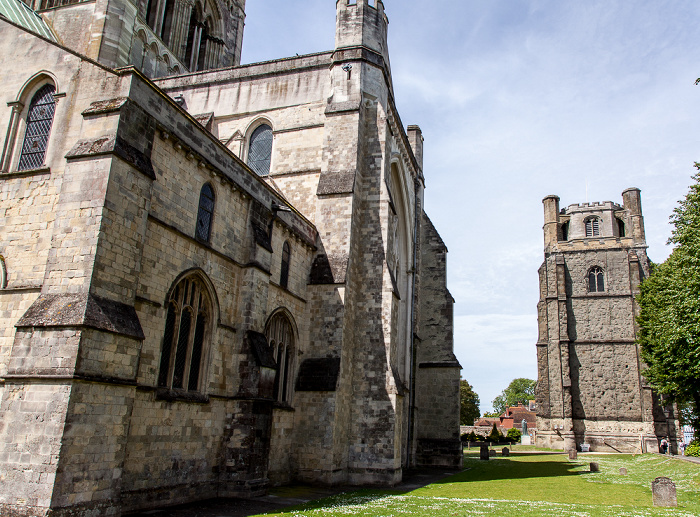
[588,267,605,292]
[161,0,175,44]
[158,277,211,392]
[196,183,215,242]
[280,241,290,289]
[18,85,56,171]
[248,124,273,176]
[184,11,198,67]
[265,312,294,403]
[197,23,209,71]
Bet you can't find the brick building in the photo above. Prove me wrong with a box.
[0,0,461,515]
[535,190,681,453]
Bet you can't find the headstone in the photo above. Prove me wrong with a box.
[589,462,599,472]
[480,443,489,461]
[568,450,577,460]
[502,447,510,457]
[652,477,677,507]
[489,449,496,457]
[619,468,628,476]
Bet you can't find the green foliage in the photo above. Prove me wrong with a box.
[467,431,477,442]
[685,440,700,457]
[492,378,536,414]
[488,423,501,442]
[459,379,480,425]
[506,427,522,442]
[636,165,700,437]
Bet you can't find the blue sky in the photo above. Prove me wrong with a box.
[242,0,700,412]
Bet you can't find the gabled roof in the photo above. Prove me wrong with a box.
[0,0,56,41]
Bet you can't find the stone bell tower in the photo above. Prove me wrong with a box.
[535,189,681,453]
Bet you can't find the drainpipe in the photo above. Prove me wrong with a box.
[406,178,420,469]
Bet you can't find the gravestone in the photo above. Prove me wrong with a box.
[480,444,489,461]
[652,477,677,507]
[489,449,496,457]
[502,447,510,457]
[619,468,628,476]
[568,450,577,460]
[589,462,600,472]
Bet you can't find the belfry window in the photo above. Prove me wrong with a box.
[247,124,273,176]
[588,267,605,293]
[280,241,290,289]
[158,276,212,392]
[585,218,600,237]
[265,312,295,403]
[17,85,56,171]
[195,183,215,243]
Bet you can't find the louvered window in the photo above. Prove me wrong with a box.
[280,241,290,289]
[158,276,211,392]
[196,183,215,243]
[585,218,600,237]
[18,85,56,171]
[247,124,273,176]
[588,267,605,293]
[265,312,295,403]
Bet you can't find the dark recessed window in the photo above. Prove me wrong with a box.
[560,222,569,241]
[18,84,56,171]
[265,312,295,403]
[196,183,215,242]
[617,219,626,238]
[585,218,600,237]
[247,124,273,176]
[280,241,290,289]
[588,267,604,293]
[158,276,212,392]
[0,257,6,288]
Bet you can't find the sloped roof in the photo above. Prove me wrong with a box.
[0,0,56,41]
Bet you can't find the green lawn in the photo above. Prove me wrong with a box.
[256,452,700,516]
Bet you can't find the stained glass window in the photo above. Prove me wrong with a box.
[158,277,211,391]
[247,124,273,176]
[196,183,215,242]
[280,241,290,289]
[265,312,295,403]
[18,85,56,171]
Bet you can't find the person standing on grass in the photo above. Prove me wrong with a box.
[660,437,669,454]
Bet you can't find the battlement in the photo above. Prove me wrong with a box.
[563,201,623,214]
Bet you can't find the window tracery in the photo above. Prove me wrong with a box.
[158,275,212,392]
[588,266,605,293]
[265,312,295,403]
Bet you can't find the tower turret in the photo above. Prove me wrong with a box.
[335,0,391,76]
[542,195,560,250]
[622,187,646,244]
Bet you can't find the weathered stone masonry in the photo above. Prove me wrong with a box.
[535,189,681,453]
[0,0,460,515]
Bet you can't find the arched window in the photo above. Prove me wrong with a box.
[265,312,295,403]
[17,84,56,171]
[0,257,6,289]
[585,217,600,238]
[280,241,290,289]
[158,275,212,391]
[195,183,215,243]
[247,124,273,176]
[617,219,626,238]
[588,267,604,293]
[197,21,210,71]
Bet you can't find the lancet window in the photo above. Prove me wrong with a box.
[265,312,295,404]
[17,84,56,171]
[588,266,605,293]
[247,124,273,176]
[196,183,215,243]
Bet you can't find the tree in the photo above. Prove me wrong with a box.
[491,378,536,414]
[637,165,700,437]
[488,423,501,442]
[506,428,522,443]
[460,379,481,425]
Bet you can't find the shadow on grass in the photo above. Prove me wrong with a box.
[433,456,585,485]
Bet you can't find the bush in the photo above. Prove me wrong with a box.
[460,433,469,443]
[468,431,478,442]
[506,428,522,443]
[475,434,485,441]
[488,423,501,442]
[685,440,700,457]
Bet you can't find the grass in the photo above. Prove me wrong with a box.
[255,452,700,516]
